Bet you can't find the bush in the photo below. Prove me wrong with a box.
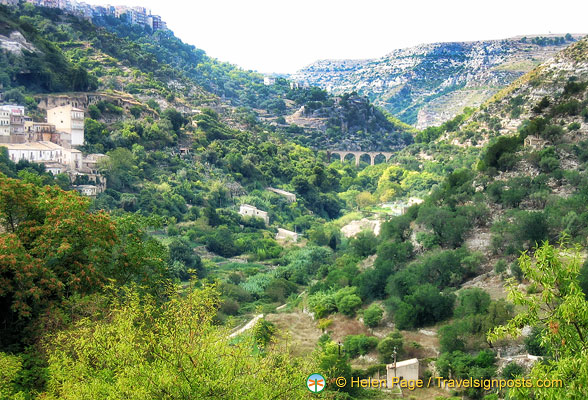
[494,259,507,274]
[363,304,384,328]
[343,335,379,358]
[350,231,379,258]
[480,136,521,171]
[377,331,404,363]
[502,362,525,379]
[308,291,337,318]
[454,288,490,317]
[541,125,564,142]
[392,284,455,329]
[253,319,276,349]
[511,262,524,282]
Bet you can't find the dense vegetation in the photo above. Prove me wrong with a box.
[2,3,588,399]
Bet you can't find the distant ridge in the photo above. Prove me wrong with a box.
[292,34,585,128]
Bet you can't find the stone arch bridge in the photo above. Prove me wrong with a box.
[326,150,394,166]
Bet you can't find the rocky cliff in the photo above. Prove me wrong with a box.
[292,35,584,128]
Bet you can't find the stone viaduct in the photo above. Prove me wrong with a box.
[326,150,394,166]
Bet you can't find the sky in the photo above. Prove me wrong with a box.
[86,0,588,74]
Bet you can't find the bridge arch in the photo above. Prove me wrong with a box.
[326,150,394,166]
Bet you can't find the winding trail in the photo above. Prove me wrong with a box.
[229,314,264,338]
[228,291,306,338]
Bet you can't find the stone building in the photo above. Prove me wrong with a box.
[24,121,57,142]
[239,204,269,225]
[386,358,419,388]
[524,135,547,150]
[267,187,297,203]
[276,228,298,241]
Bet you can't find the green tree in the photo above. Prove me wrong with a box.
[43,285,317,399]
[253,319,276,349]
[343,334,379,358]
[334,286,362,316]
[489,240,588,399]
[363,304,384,328]
[377,331,404,363]
[455,288,491,317]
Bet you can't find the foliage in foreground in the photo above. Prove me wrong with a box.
[489,240,588,399]
[37,285,319,400]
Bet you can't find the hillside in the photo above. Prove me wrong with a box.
[293,35,584,128]
[0,4,412,151]
[445,37,588,147]
[2,3,588,400]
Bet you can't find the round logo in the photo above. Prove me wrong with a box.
[306,373,326,393]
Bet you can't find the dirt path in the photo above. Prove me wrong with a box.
[228,291,305,338]
[229,314,263,338]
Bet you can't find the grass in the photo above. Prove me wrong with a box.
[332,211,364,228]
[265,310,322,357]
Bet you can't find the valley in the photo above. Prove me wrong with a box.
[0,2,588,400]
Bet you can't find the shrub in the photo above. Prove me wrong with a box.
[377,331,404,363]
[343,334,379,358]
[502,362,525,379]
[363,304,384,328]
[494,259,507,274]
[541,125,564,141]
[454,288,491,317]
[253,319,276,349]
[308,291,337,318]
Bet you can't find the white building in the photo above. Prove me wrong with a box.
[263,77,276,86]
[239,204,269,225]
[2,141,64,164]
[43,162,66,175]
[46,104,85,146]
[74,184,99,197]
[0,109,10,137]
[62,147,83,169]
[0,104,25,116]
[386,358,419,387]
[1,141,84,171]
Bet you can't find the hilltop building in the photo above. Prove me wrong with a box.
[524,135,547,150]
[0,108,10,137]
[0,101,106,197]
[0,105,26,142]
[15,1,169,31]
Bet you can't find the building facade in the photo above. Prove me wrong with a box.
[3,141,64,164]
[46,104,85,146]
[0,109,10,137]
[386,358,419,388]
[239,204,269,225]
